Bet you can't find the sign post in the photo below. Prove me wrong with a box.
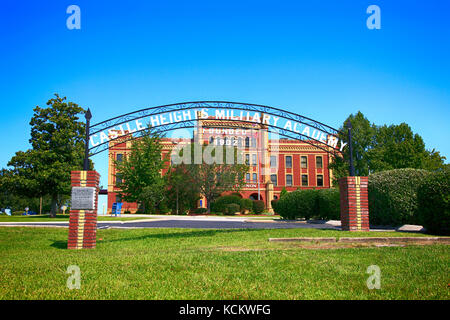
[67,171,100,249]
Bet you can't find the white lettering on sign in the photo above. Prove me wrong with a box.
[89,108,346,151]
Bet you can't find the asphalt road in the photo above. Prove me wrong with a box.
[0,219,341,230]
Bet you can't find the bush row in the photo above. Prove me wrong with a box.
[273,188,340,220]
[368,168,449,235]
[210,195,266,215]
[368,168,430,226]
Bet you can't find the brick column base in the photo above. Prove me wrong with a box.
[68,171,100,249]
[339,176,369,231]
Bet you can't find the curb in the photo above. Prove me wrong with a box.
[268,237,450,244]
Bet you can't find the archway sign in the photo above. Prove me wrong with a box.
[87,101,347,157]
[67,101,367,250]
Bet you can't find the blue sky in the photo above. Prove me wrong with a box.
[1,0,449,212]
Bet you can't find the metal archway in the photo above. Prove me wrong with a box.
[83,101,348,167]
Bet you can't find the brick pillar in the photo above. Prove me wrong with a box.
[68,171,100,249]
[339,176,369,231]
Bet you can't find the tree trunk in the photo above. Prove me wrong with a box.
[50,195,58,218]
[206,196,211,214]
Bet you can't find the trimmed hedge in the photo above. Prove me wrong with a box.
[194,208,208,214]
[316,189,341,220]
[274,188,340,220]
[252,200,265,214]
[224,203,240,215]
[417,169,450,235]
[210,195,241,214]
[239,198,253,214]
[368,168,430,226]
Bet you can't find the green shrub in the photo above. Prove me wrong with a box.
[211,195,241,213]
[271,200,279,213]
[239,198,253,214]
[316,188,340,220]
[368,168,430,226]
[12,211,25,216]
[417,169,450,235]
[224,203,240,215]
[280,187,288,199]
[252,200,265,214]
[194,208,208,214]
[274,188,340,220]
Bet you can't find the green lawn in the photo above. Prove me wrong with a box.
[0,227,448,300]
[0,214,155,222]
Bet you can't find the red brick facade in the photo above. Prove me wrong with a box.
[107,118,335,213]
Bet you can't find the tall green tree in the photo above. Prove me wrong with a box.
[178,143,248,213]
[329,111,376,183]
[7,94,89,217]
[114,127,168,213]
[367,123,429,171]
[165,164,200,214]
[330,111,447,184]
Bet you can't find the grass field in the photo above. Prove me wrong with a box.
[0,214,155,222]
[0,227,448,300]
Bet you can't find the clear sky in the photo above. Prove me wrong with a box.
[1,0,449,213]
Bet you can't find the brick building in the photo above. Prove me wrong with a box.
[107,116,334,213]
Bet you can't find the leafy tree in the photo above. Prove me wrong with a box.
[114,127,168,213]
[6,94,89,217]
[329,111,376,183]
[280,187,288,199]
[422,149,448,171]
[367,123,428,171]
[177,143,248,213]
[330,112,447,184]
[165,164,200,214]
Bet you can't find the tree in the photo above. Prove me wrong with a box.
[114,127,168,213]
[7,94,89,217]
[329,111,376,183]
[179,143,248,213]
[165,164,200,214]
[367,123,424,171]
[330,112,447,184]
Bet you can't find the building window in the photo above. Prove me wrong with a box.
[316,156,323,169]
[246,173,250,181]
[116,173,123,184]
[270,174,277,186]
[286,174,293,186]
[317,175,324,187]
[245,137,250,148]
[301,174,308,186]
[301,156,308,169]
[116,194,122,203]
[251,137,257,148]
[252,173,257,182]
[285,156,292,168]
[245,154,250,165]
[270,156,277,168]
[252,154,257,166]
[116,153,123,162]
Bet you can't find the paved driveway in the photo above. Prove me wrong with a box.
[0,217,341,230]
